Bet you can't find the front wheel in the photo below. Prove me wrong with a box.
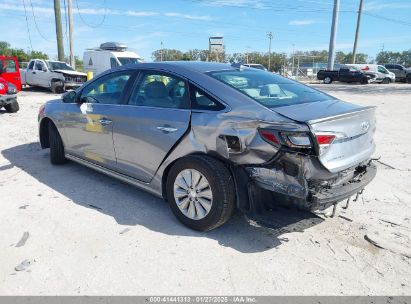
[361,78,369,84]
[382,78,391,84]
[51,81,65,94]
[166,155,235,231]
[4,101,19,113]
[48,123,67,164]
[323,76,332,84]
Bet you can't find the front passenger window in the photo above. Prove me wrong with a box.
[81,71,133,104]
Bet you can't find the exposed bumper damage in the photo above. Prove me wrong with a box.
[243,151,376,213]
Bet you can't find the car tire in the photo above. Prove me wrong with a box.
[382,78,390,84]
[407,76,411,84]
[323,77,332,84]
[166,155,235,231]
[361,78,369,85]
[48,122,67,165]
[4,102,19,113]
[51,81,65,94]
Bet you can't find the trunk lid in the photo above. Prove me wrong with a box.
[272,100,376,173]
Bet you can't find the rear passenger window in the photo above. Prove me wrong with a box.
[128,72,189,109]
[190,85,225,111]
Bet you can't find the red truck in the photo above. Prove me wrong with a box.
[0,56,21,113]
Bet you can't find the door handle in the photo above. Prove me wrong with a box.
[99,118,112,126]
[156,126,178,133]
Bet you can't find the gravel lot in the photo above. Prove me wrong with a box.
[0,83,410,295]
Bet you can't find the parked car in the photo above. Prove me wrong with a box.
[347,64,395,84]
[384,64,411,83]
[242,63,267,71]
[83,42,143,76]
[0,56,20,113]
[38,62,377,231]
[0,55,22,91]
[20,59,87,93]
[317,66,374,84]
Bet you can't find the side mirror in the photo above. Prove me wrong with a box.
[62,90,77,103]
[42,66,47,72]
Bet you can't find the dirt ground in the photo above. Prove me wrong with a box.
[0,83,410,295]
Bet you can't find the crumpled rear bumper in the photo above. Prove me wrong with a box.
[309,162,376,210]
[241,151,376,212]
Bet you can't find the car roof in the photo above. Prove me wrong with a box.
[124,61,236,74]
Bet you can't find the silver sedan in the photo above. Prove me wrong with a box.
[38,62,376,231]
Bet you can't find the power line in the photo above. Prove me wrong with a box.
[75,0,107,28]
[21,0,33,51]
[29,0,55,42]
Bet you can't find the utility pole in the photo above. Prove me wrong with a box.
[67,0,75,68]
[352,0,363,64]
[53,0,64,61]
[160,41,163,61]
[267,32,273,71]
[327,0,340,70]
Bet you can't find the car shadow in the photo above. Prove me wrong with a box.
[2,142,324,253]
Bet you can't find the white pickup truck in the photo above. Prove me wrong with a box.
[20,59,87,93]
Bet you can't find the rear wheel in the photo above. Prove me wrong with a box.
[323,76,332,84]
[4,101,19,113]
[48,123,67,165]
[166,155,235,231]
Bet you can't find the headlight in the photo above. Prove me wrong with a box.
[7,83,17,94]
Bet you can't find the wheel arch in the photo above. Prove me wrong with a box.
[160,152,235,201]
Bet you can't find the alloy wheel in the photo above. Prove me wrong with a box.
[173,169,213,220]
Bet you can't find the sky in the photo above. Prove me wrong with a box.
[1,0,411,62]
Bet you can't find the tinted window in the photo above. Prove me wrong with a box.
[110,57,119,68]
[81,71,133,104]
[378,66,388,73]
[35,61,45,71]
[128,72,189,109]
[395,65,404,70]
[118,57,141,65]
[208,69,331,108]
[190,85,225,111]
[385,64,393,69]
[28,61,34,70]
[5,60,16,72]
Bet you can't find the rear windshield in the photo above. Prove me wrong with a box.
[208,69,331,108]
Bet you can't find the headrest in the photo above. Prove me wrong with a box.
[145,81,167,99]
[260,84,281,96]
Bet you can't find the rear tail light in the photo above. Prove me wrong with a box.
[281,132,311,148]
[258,129,280,146]
[259,129,312,149]
[315,133,336,155]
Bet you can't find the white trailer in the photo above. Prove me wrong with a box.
[83,42,143,76]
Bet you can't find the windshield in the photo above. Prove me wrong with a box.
[47,61,74,71]
[208,69,331,108]
[118,57,142,65]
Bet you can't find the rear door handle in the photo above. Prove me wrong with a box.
[156,126,178,133]
[99,118,112,126]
